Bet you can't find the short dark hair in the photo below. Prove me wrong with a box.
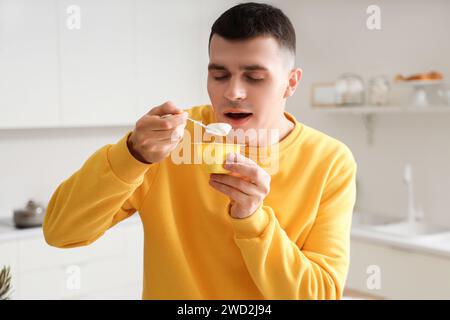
[209,2,296,56]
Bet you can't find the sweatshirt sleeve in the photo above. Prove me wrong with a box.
[227,155,357,300]
[43,131,159,248]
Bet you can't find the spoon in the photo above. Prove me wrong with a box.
[161,113,232,136]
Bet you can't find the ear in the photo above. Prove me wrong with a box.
[283,68,302,98]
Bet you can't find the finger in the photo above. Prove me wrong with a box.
[148,101,184,116]
[209,178,249,204]
[225,153,270,184]
[225,152,258,167]
[210,174,260,195]
[222,162,259,182]
[138,123,186,140]
[141,135,182,152]
[136,129,173,142]
[143,113,188,130]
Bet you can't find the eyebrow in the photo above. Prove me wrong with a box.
[207,63,269,72]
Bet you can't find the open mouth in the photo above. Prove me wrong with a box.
[224,112,253,120]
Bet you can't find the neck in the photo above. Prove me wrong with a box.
[251,112,295,148]
[278,112,295,143]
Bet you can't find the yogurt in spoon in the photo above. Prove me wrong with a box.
[202,122,232,136]
[161,114,232,136]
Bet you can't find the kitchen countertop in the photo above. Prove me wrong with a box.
[4,211,450,260]
[351,223,450,259]
[0,214,141,243]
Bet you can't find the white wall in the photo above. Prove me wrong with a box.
[0,0,219,217]
[1,0,450,229]
[278,0,450,226]
[0,126,131,218]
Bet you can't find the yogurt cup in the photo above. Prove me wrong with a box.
[193,143,242,174]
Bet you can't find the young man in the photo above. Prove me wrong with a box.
[44,3,357,299]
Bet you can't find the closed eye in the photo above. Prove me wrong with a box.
[213,75,230,80]
[211,74,264,83]
[246,76,264,82]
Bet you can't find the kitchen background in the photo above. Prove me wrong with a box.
[1,0,450,299]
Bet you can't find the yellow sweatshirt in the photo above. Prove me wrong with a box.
[43,105,357,300]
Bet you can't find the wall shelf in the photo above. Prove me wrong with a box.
[311,105,450,115]
[311,105,450,145]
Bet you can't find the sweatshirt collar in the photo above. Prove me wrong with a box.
[205,105,303,160]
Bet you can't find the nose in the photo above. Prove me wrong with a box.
[223,77,246,101]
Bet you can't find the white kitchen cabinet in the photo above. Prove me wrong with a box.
[17,226,125,271]
[81,283,142,300]
[346,238,450,299]
[0,0,59,129]
[19,255,140,299]
[136,0,205,115]
[0,0,214,128]
[58,0,137,126]
[0,217,143,299]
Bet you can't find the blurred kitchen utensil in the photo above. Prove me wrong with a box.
[368,76,390,106]
[13,199,45,229]
[437,86,450,106]
[335,73,365,106]
[396,79,443,107]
